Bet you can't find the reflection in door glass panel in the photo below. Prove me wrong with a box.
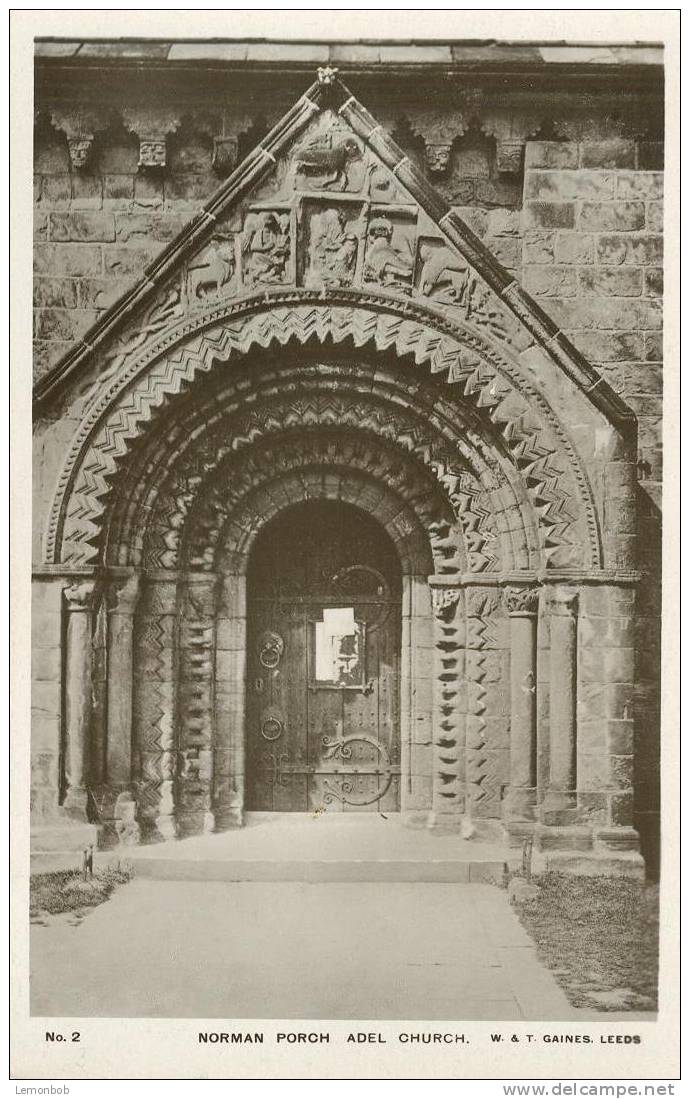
[313,607,364,686]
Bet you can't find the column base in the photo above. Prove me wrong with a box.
[402,809,433,829]
[502,820,538,849]
[90,787,141,848]
[427,810,465,834]
[212,806,244,830]
[540,790,577,820]
[60,787,90,821]
[540,848,645,880]
[502,785,537,823]
[535,823,593,852]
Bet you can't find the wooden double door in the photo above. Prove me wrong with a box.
[245,502,402,812]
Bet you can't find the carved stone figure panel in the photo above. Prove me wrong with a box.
[187,234,237,303]
[302,201,364,289]
[363,212,417,295]
[241,209,293,288]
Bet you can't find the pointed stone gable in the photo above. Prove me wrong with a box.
[33,69,633,435]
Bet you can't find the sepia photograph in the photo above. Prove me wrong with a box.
[12,7,679,1082]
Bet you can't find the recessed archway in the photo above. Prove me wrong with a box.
[244,499,404,814]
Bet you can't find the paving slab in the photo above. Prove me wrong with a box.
[32,879,595,1020]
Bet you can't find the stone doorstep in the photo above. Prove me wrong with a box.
[106,854,518,884]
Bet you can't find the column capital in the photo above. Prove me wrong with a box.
[549,589,579,617]
[504,584,540,617]
[106,572,141,615]
[63,579,97,613]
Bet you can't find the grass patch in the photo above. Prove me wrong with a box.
[513,872,659,1012]
[30,863,134,922]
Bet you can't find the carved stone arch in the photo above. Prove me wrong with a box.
[213,464,437,579]
[48,297,601,571]
[177,434,453,577]
[105,356,536,576]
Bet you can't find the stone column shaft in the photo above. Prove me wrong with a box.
[504,586,539,822]
[544,591,578,813]
[106,573,140,786]
[62,580,97,819]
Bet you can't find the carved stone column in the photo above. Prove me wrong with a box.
[214,573,247,829]
[543,590,579,815]
[503,585,539,826]
[133,577,179,842]
[62,580,97,819]
[428,585,465,830]
[105,572,141,844]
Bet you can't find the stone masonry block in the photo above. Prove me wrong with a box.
[525,169,615,202]
[596,233,663,265]
[49,212,115,243]
[647,201,663,233]
[452,207,488,238]
[576,719,607,755]
[103,174,135,202]
[645,268,663,297]
[76,277,132,311]
[609,792,635,827]
[578,267,642,297]
[523,265,577,297]
[115,211,189,244]
[554,298,660,331]
[619,362,662,395]
[644,332,663,361]
[103,246,159,276]
[40,175,71,208]
[34,213,48,242]
[609,754,635,790]
[579,140,636,169]
[607,720,635,755]
[616,171,664,200]
[33,341,73,379]
[523,202,576,229]
[564,332,644,362]
[34,307,99,342]
[33,277,78,309]
[71,175,103,209]
[486,208,521,236]
[524,141,579,170]
[485,236,520,268]
[522,230,555,264]
[133,175,165,206]
[31,645,62,683]
[577,752,609,790]
[34,243,103,277]
[554,233,594,264]
[32,681,61,718]
[603,647,636,683]
[578,202,645,231]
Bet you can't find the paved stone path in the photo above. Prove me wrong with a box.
[32,880,586,1020]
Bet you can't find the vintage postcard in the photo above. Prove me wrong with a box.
[10,8,680,1085]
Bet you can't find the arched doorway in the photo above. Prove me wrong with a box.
[245,500,403,813]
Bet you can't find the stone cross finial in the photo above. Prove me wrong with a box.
[317,65,338,85]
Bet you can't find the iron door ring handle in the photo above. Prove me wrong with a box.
[261,717,284,741]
